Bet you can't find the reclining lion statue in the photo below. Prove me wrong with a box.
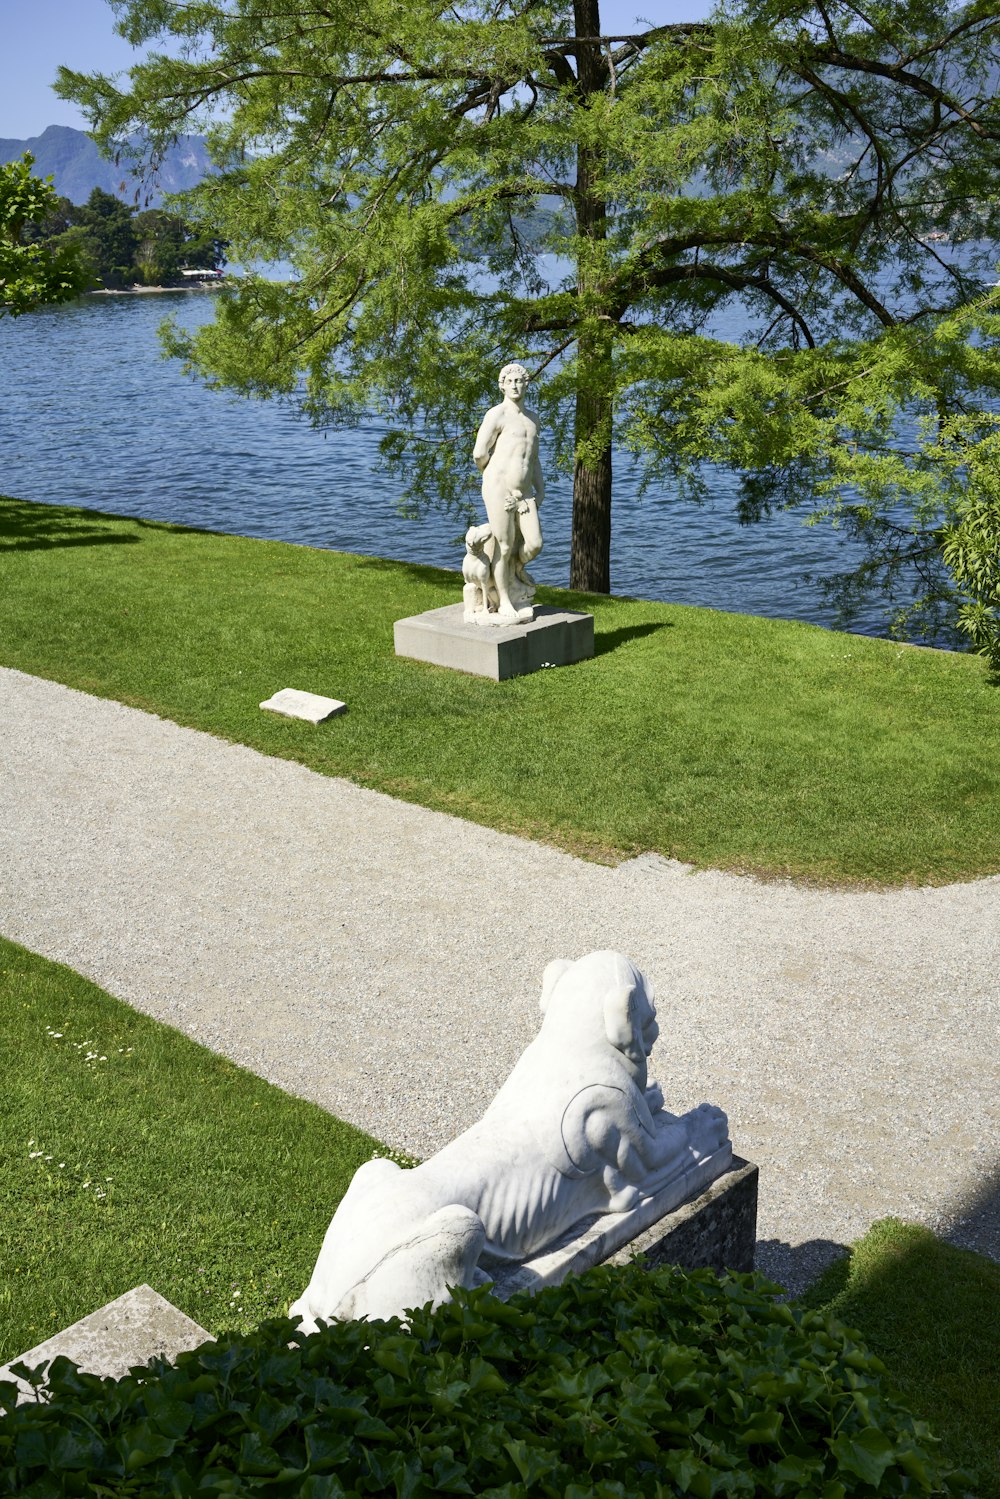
[290,951,730,1328]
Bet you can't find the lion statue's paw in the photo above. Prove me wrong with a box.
[690,1102,729,1153]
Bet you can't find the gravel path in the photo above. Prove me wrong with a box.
[2,665,997,1293]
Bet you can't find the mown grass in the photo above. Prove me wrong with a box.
[1,495,998,885]
[0,937,384,1365]
[803,1218,1000,1498]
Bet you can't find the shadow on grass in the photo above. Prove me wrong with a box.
[0,498,142,552]
[348,553,456,588]
[781,1162,1000,1304]
[346,554,666,628]
[791,1165,1000,1497]
[0,498,217,553]
[594,621,674,656]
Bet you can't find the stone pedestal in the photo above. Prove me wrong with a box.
[394,603,594,681]
[0,1285,210,1404]
[604,1156,758,1275]
[489,1157,758,1301]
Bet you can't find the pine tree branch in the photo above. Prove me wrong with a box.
[802,42,999,139]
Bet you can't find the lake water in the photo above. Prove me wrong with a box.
[1,289,898,636]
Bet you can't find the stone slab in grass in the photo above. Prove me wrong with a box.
[0,1284,211,1402]
[394,602,594,681]
[260,687,347,723]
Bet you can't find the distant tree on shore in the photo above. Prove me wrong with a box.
[131,208,226,287]
[0,155,91,316]
[67,189,139,289]
[23,184,227,292]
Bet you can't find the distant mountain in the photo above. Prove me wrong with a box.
[0,124,212,207]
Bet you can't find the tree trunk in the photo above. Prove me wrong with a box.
[569,0,613,594]
[570,360,613,593]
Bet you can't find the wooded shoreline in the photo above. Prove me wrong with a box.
[88,282,223,296]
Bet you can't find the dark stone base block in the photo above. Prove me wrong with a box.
[490,1156,759,1304]
[607,1157,759,1275]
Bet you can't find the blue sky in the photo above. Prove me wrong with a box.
[1,0,714,139]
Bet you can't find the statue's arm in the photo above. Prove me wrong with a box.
[530,414,545,503]
[473,407,503,473]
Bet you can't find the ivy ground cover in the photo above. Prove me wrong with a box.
[1,1267,975,1497]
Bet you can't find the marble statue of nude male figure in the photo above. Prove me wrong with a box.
[471,363,544,624]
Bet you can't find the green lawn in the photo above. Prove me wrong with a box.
[0,937,384,1365]
[2,494,998,885]
[804,1219,1000,1499]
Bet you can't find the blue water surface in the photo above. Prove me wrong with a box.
[1,289,894,634]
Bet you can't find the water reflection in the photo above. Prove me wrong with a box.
[1,290,892,635]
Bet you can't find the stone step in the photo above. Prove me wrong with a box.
[0,1284,211,1404]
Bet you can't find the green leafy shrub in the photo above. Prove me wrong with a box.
[941,447,1000,673]
[0,1264,971,1497]
[0,155,92,316]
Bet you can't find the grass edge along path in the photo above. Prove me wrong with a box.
[2,495,999,887]
[2,940,997,1493]
[0,935,387,1366]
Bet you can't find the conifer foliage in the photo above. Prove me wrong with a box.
[59,1,1000,617]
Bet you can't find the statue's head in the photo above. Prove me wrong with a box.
[539,952,659,1077]
[465,522,492,554]
[498,362,530,397]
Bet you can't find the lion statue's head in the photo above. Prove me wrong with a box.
[538,950,659,1077]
